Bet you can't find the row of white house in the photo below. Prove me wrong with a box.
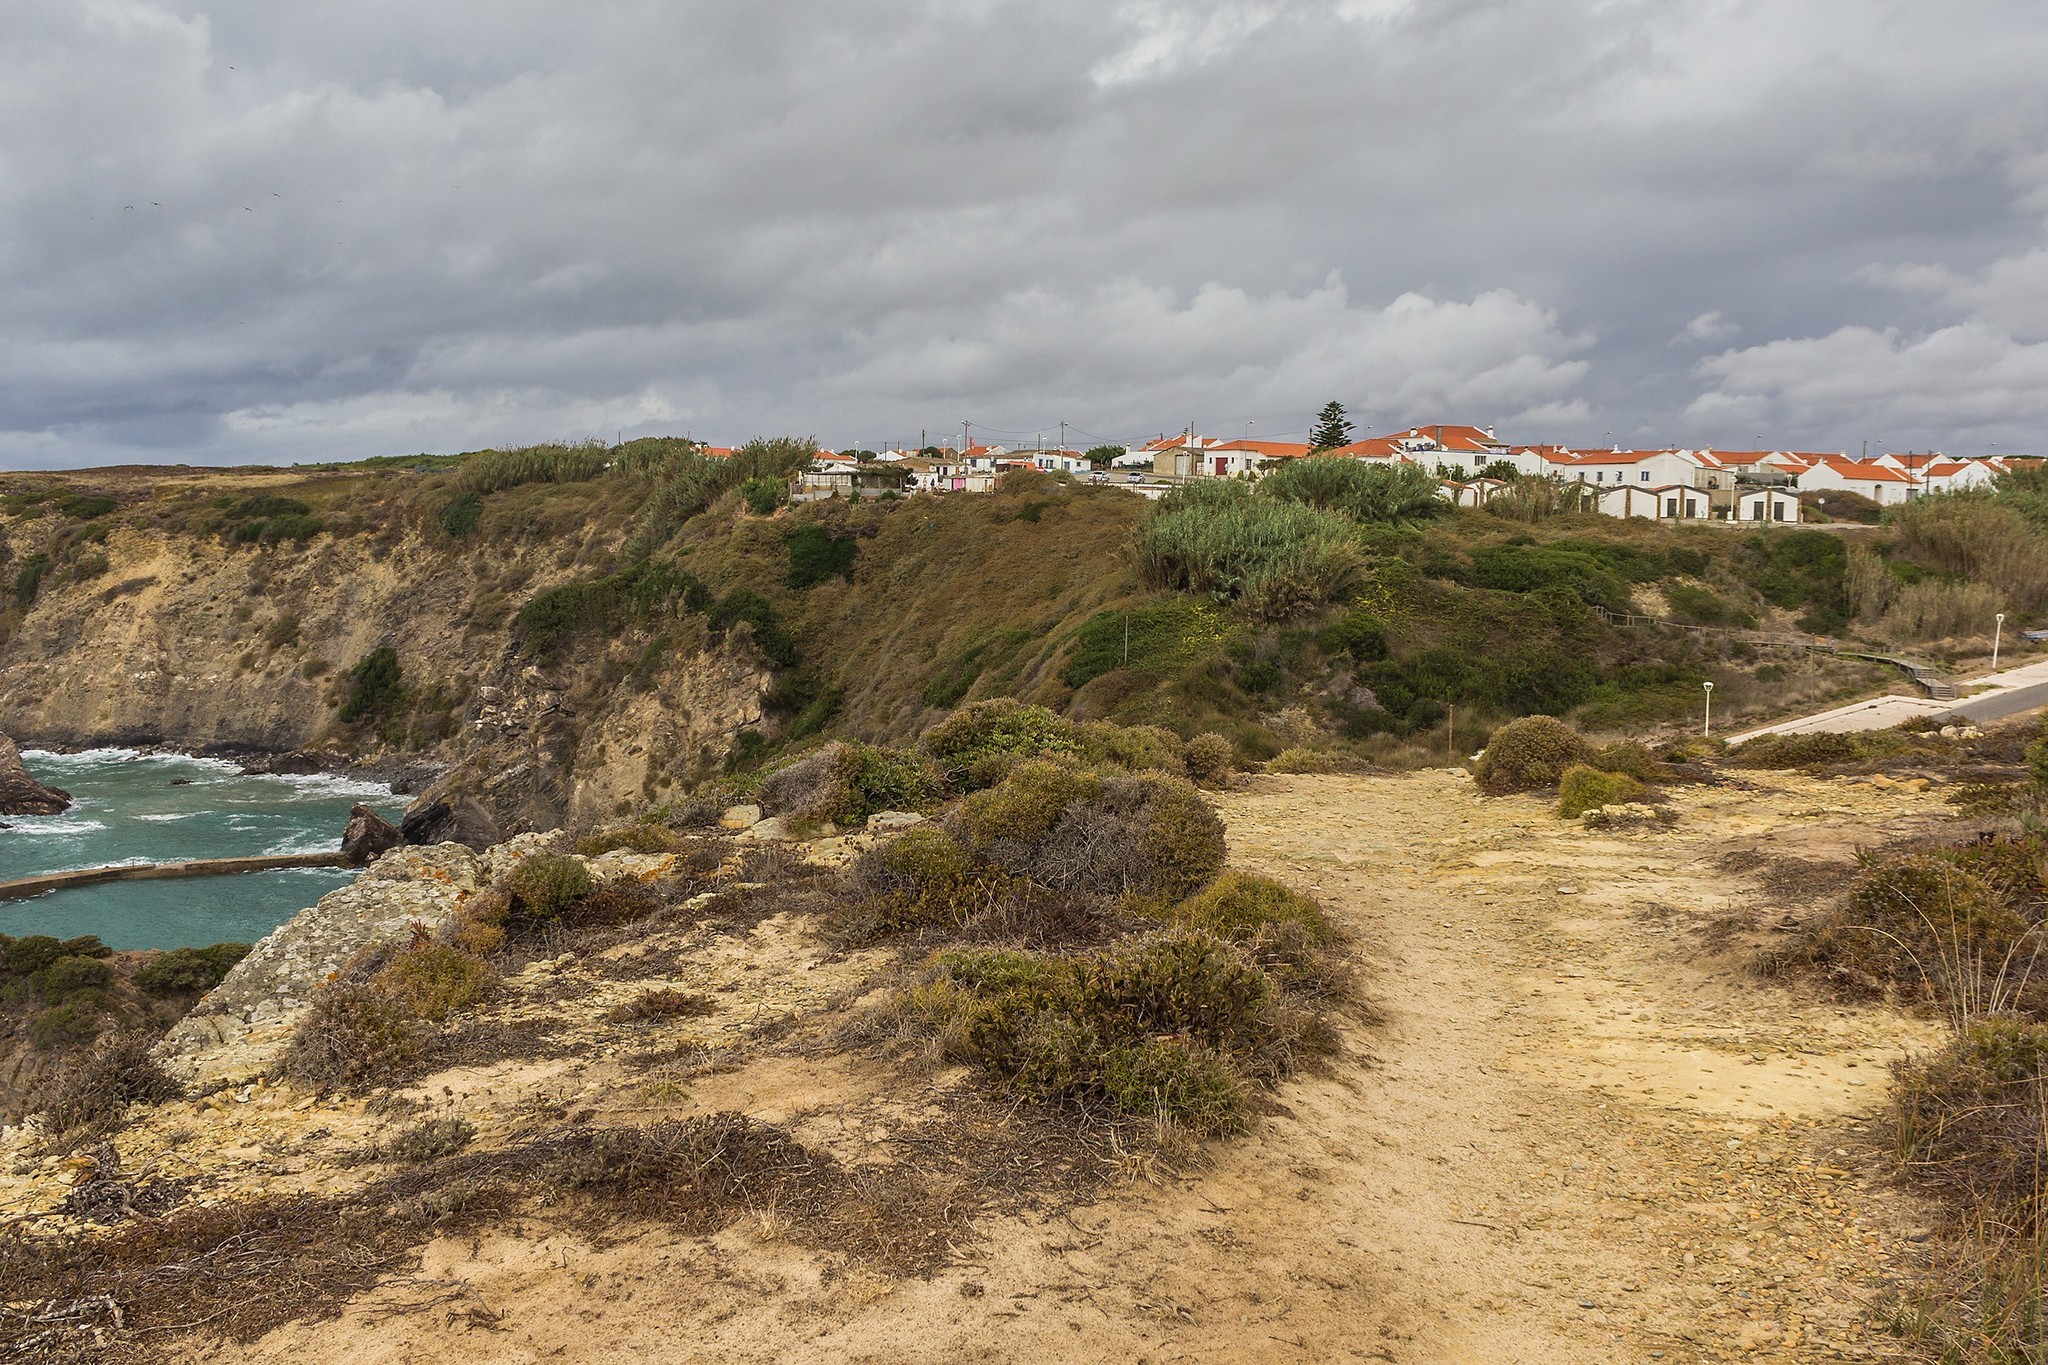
[784,424,2026,523]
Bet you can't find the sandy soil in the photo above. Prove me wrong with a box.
[186,768,1962,1364]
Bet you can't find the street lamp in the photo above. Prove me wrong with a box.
[1994,612,2006,671]
[1702,681,1714,738]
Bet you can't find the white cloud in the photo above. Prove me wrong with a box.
[1675,311,1740,345]
[1689,323,2048,435]
[1089,1,1281,87]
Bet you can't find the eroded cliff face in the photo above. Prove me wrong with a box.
[0,526,471,753]
[0,524,771,836]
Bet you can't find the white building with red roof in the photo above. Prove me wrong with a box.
[1795,455,1920,505]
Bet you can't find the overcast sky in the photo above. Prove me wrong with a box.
[4,1,2046,469]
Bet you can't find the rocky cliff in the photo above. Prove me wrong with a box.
[0,519,775,835]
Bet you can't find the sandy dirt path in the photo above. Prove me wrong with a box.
[213,769,1951,1364]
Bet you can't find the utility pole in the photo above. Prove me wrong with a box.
[962,420,970,460]
[1059,420,1066,453]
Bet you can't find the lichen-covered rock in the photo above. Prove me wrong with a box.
[154,843,484,1087]
[0,733,69,816]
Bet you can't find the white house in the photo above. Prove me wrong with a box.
[1736,488,1801,523]
[1796,455,1919,505]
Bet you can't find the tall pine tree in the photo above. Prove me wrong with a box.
[1308,401,1353,452]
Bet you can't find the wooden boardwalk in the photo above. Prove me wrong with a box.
[0,851,348,903]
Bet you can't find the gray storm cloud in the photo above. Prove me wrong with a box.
[2,0,2044,467]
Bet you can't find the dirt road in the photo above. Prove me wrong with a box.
[211,769,1950,1364]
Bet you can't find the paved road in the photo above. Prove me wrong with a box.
[1729,656,2048,742]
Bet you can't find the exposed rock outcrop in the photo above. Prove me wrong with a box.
[0,733,69,815]
[153,839,541,1087]
[340,803,403,865]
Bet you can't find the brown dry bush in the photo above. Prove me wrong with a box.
[0,1115,833,1363]
[1182,731,1237,788]
[1882,1019,2048,1360]
[953,761,1226,906]
[1793,843,2048,1027]
[890,931,1325,1134]
[575,823,685,857]
[26,1031,183,1154]
[278,931,500,1093]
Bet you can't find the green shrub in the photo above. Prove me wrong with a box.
[1893,1017,2048,1231]
[1591,740,1661,783]
[574,824,685,857]
[1260,458,1447,526]
[1076,722,1185,775]
[280,980,422,1090]
[758,741,938,827]
[958,761,1101,853]
[459,442,611,493]
[13,553,51,608]
[5,934,65,978]
[36,955,113,1000]
[916,934,1270,1132]
[1182,733,1236,788]
[1556,763,1648,819]
[1267,747,1343,774]
[740,477,784,515]
[134,943,250,997]
[1096,1036,1246,1130]
[438,491,483,539]
[29,1000,106,1048]
[1809,854,2035,1013]
[1727,729,1914,769]
[956,763,1227,905]
[1134,485,1362,619]
[372,941,495,1021]
[508,853,594,919]
[337,647,404,725]
[1170,872,1331,945]
[1078,932,1274,1052]
[1318,606,1389,660]
[707,588,798,667]
[785,523,859,588]
[1663,582,1755,628]
[1060,600,1231,689]
[1468,543,1630,613]
[515,559,711,659]
[920,700,1088,787]
[1473,715,1593,794]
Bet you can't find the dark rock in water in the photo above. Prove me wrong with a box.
[169,778,193,786]
[398,794,502,852]
[242,749,337,777]
[0,733,71,816]
[341,803,403,866]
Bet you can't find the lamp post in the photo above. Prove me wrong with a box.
[1994,612,2006,672]
[1702,681,1714,738]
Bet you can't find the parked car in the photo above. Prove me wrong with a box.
[1126,472,1143,484]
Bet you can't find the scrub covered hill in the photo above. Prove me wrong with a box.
[0,443,2033,833]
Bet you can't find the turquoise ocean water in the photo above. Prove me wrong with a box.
[0,749,404,950]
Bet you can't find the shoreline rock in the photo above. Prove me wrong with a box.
[0,732,70,816]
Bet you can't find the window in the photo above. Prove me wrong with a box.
[1640,470,1650,481]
